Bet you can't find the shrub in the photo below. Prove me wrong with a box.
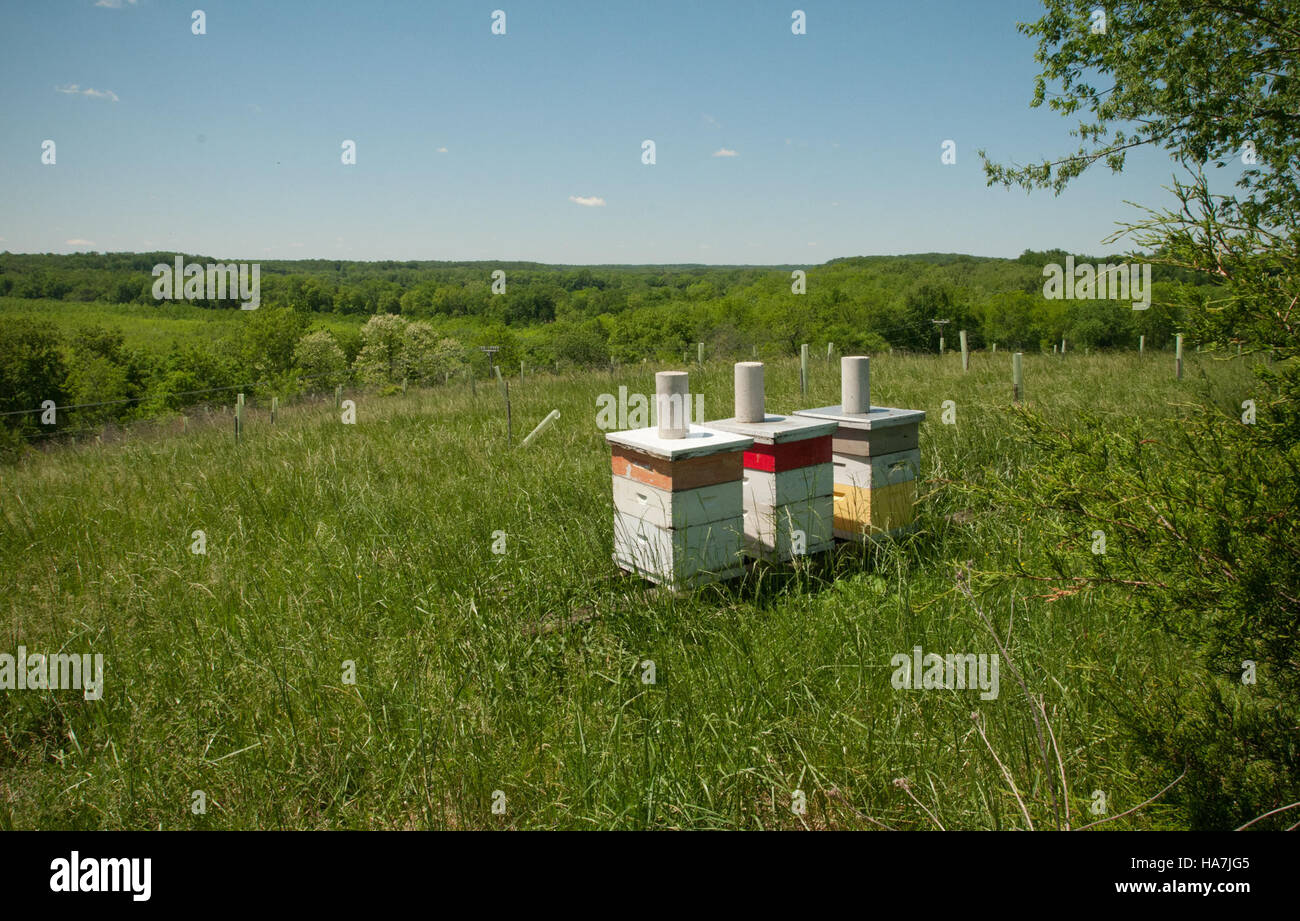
[293,329,349,390]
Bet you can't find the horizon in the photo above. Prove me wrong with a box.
[0,247,1142,269]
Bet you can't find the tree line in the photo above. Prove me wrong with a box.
[0,249,1203,372]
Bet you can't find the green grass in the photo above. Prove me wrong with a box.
[0,297,364,354]
[0,349,1257,829]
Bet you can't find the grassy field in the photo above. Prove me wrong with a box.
[0,297,365,354]
[0,348,1257,829]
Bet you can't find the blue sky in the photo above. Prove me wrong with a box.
[0,0,1233,263]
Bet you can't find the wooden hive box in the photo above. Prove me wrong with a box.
[606,425,753,589]
[706,414,837,562]
[791,404,925,540]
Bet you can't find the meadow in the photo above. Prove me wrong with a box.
[0,346,1257,829]
[0,296,366,355]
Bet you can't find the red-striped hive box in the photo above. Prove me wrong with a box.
[706,414,837,562]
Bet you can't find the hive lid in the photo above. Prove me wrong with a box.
[791,405,927,429]
[706,413,838,445]
[605,424,754,461]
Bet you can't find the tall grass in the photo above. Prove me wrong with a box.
[0,350,1256,828]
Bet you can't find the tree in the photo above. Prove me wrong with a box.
[148,345,240,413]
[354,314,409,385]
[293,329,349,389]
[980,0,1300,217]
[66,356,131,426]
[980,0,1300,828]
[241,307,309,382]
[402,323,467,383]
[548,318,609,367]
[0,319,67,437]
[65,325,150,425]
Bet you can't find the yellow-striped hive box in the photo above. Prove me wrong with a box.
[791,404,925,540]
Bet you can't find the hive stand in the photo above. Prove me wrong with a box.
[792,356,925,540]
[707,362,836,562]
[607,371,753,589]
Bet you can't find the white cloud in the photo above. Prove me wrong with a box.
[95,0,139,7]
[712,148,738,158]
[436,147,448,153]
[56,84,119,102]
[569,195,606,207]
[66,238,95,246]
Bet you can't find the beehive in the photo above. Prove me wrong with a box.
[707,362,836,561]
[793,356,925,540]
[607,371,752,589]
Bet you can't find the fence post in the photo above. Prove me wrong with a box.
[800,343,809,397]
[697,342,704,366]
[960,330,969,372]
[335,384,342,409]
[505,381,513,446]
[939,336,945,356]
[271,396,277,424]
[1139,335,1145,355]
[1013,352,1023,403]
[1175,334,1184,379]
[827,342,833,362]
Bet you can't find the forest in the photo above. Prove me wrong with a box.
[0,248,1200,441]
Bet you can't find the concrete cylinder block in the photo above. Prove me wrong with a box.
[656,370,690,439]
[734,361,765,423]
[841,356,870,415]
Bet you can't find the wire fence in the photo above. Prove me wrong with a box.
[3,329,1180,451]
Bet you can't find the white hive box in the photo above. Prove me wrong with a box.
[706,413,837,562]
[606,424,753,589]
